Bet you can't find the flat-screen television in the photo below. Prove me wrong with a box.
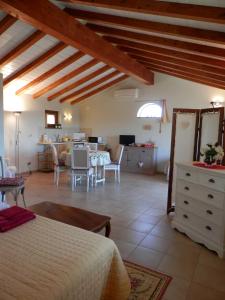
[119,135,135,146]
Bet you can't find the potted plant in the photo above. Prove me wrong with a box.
[200,143,224,165]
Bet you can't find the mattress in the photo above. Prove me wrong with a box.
[0,216,130,300]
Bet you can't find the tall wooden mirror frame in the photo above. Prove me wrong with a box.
[167,107,225,214]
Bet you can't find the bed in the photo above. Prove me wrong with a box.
[0,216,131,300]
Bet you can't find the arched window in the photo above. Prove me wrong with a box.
[137,103,162,118]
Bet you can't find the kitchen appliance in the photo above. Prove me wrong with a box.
[88,136,103,143]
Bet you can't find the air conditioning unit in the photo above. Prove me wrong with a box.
[113,88,139,99]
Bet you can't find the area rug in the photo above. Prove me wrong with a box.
[125,261,172,300]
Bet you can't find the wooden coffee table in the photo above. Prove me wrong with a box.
[28,201,111,237]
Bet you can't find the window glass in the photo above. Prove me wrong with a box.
[47,114,55,125]
[137,103,162,118]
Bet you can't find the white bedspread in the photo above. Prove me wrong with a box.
[0,216,130,300]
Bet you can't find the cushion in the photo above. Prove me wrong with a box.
[0,177,24,187]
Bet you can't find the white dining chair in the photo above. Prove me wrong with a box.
[86,143,98,151]
[104,145,124,183]
[50,144,67,187]
[71,147,95,192]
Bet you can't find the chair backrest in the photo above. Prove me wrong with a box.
[0,156,4,178]
[50,144,59,166]
[71,147,90,169]
[114,144,124,164]
[86,143,98,151]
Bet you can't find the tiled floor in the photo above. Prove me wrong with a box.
[7,171,225,300]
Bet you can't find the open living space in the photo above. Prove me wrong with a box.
[1,1,225,300]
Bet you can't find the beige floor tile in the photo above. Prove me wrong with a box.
[187,282,225,300]
[127,246,164,269]
[140,234,172,253]
[113,240,137,259]
[162,276,190,300]
[144,208,166,217]
[193,264,225,293]
[134,214,163,225]
[127,220,155,233]
[167,240,201,263]
[198,248,225,272]
[110,227,147,245]
[158,254,197,281]
[151,223,179,240]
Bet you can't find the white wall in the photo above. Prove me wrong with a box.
[3,93,80,173]
[0,74,4,158]
[79,73,225,172]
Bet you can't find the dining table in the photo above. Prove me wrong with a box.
[61,150,111,184]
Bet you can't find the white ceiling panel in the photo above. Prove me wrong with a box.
[24,55,95,94]
[34,62,106,99]
[54,67,116,101]
[0,19,36,59]
[68,73,125,101]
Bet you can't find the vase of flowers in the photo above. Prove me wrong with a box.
[200,143,224,165]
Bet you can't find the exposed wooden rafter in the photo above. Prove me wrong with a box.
[48,64,111,101]
[70,74,128,105]
[88,24,225,61]
[105,36,225,70]
[60,69,120,103]
[63,0,225,24]
[16,51,84,95]
[0,14,17,35]
[129,53,225,78]
[65,8,225,45]
[0,30,45,68]
[139,61,225,85]
[0,0,154,85]
[148,66,225,90]
[4,42,67,86]
[33,58,98,99]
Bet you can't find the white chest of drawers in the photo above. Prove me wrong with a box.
[172,162,225,258]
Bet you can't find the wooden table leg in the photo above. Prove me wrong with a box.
[105,221,111,237]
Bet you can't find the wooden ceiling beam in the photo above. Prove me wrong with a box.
[70,74,128,105]
[0,14,17,35]
[60,69,120,103]
[88,24,225,60]
[16,50,85,96]
[105,36,225,70]
[33,58,98,99]
[138,61,225,84]
[48,64,111,101]
[0,0,153,85]
[0,30,45,68]
[128,53,225,77]
[65,8,225,45]
[148,67,225,90]
[63,1,225,24]
[4,42,67,86]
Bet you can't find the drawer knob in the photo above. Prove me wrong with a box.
[185,172,191,177]
[184,186,190,191]
[208,194,214,199]
[206,210,213,215]
[184,200,189,205]
[183,214,188,219]
[209,178,215,183]
[205,225,212,231]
